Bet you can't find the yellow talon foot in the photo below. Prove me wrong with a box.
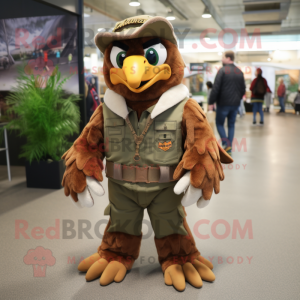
[78,253,100,272]
[164,261,215,292]
[193,260,216,282]
[78,253,127,285]
[85,258,108,281]
[100,261,127,286]
[198,255,213,270]
[164,264,186,292]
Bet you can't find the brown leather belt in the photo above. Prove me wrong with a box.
[106,161,176,183]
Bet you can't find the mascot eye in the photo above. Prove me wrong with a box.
[110,46,126,68]
[144,43,167,66]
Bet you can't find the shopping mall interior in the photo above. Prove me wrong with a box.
[0,0,299,299]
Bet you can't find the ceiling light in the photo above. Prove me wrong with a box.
[129,0,140,6]
[267,57,271,61]
[166,11,176,20]
[202,6,211,18]
[84,13,90,17]
[166,16,176,20]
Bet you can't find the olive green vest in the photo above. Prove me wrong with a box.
[103,97,188,191]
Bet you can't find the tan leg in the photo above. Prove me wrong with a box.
[155,218,200,272]
[156,218,215,291]
[77,219,142,285]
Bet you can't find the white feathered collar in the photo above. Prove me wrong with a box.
[103,84,189,119]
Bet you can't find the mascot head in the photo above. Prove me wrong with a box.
[95,15,185,102]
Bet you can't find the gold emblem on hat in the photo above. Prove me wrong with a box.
[113,17,148,32]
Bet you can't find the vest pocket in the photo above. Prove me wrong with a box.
[105,118,125,143]
[154,120,178,164]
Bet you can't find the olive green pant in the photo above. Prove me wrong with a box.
[104,180,188,239]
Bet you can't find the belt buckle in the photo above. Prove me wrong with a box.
[159,166,170,183]
[135,165,149,183]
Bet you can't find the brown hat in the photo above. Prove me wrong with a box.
[94,15,178,53]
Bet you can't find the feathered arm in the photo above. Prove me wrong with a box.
[62,104,105,203]
[174,99,233,201]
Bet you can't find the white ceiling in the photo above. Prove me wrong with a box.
[84,0,222,35]
[84,0,300,36]
[83,0,300,65]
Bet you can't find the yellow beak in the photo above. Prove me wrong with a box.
[110,55,171,93]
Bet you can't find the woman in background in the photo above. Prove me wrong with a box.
[250,68,271,125]
[277,79,286,113]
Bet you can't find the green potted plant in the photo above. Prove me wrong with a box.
[3,67,80,189]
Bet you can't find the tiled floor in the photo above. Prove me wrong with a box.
[0,112,300,300]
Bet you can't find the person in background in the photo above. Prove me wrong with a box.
[264,89,272,113]
[277,79,286,113]
[206,81,215,111]
[68,53,72,64]
[197,74,203,91]
[250,68,271,125]
[209,50,246,156]
[293,88,300,115]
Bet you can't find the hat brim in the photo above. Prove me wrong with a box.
[94,16,178,54]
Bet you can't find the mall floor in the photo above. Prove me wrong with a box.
[0,111,300,300]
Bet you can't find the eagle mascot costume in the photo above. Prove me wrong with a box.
[62,15,233,292]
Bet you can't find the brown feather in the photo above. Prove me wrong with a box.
[178,99,234,197]
[61,104,105,202]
